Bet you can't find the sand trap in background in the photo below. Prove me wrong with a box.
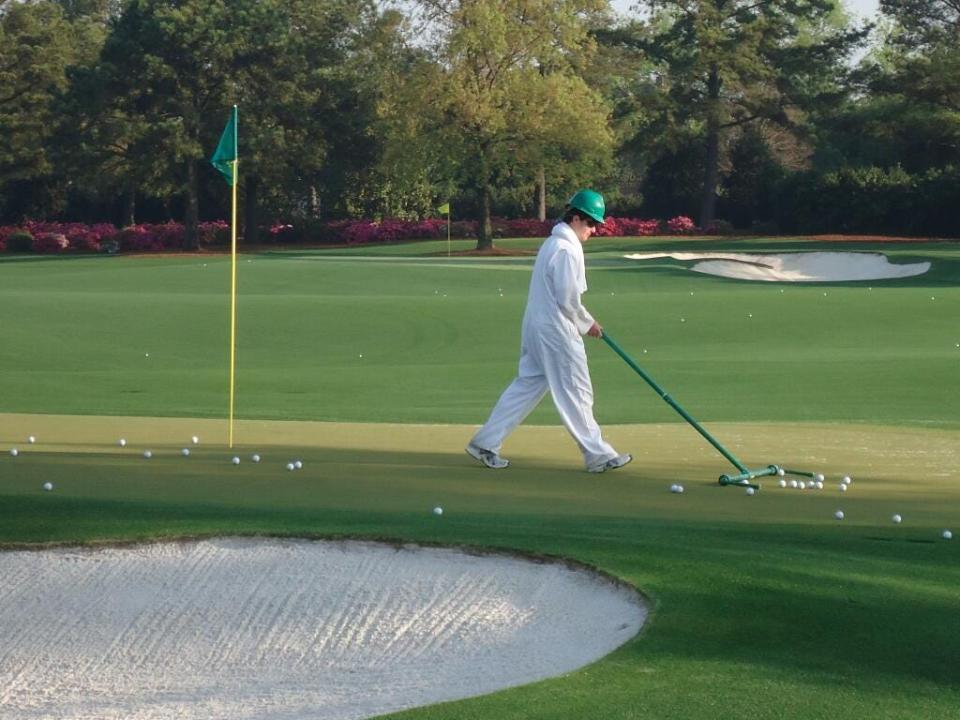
[0,537,646,720]
[623,251,931,282]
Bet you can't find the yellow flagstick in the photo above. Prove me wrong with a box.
[228,155,238,448]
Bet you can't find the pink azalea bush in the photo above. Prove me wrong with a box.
[1,214,709,253]
[667,215,697,234]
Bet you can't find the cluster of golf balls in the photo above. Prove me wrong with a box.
[285,460,304,472]
[669,483,685,494]
[777,472,827,490]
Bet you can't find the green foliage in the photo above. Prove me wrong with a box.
[384,1,615,247]
[0,1,75,185]
[4,231,34,252]
[779,164,960,236]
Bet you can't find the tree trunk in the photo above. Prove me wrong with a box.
[536,166,546,221]
[245,175,260,245]
[699,66,722,229]
[184,158,199,250]
[123,186,135,226]
[475,148,494,250]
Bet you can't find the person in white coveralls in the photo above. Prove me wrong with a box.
[466,189,632,473]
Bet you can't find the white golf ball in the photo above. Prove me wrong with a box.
[789,479,798,488]
[746,487,756,496]
[433,506,443,516]
[9,448,18,457]
[251,454,261,463]
[680,318,686,323]
[143,450,152,459]
[669,483,679,493]
[815,481,824,490]
[814,473,825,483]
[43,482,53,492]
[777,468,785,477]
[231,456,240,465]
[119,438,127,447]
[286,462,295,471]
[834,510,845,520]
[841,475,852,485]
[28,436,36,444]
[839,483,848,492]
[778,479,787,488]
[294,460,303,470]
[892,514,902,524]
[943,530,953,540]
[675,484,684,494]
[181,448,190,457]
[798,481,807,490]
[192,436,200,445]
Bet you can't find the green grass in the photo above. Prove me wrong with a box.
[1,237,958,719]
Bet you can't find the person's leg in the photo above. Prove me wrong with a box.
[469,374,549,455]
[543,338,626,470]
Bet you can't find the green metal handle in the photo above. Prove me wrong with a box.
[601,331,750,475]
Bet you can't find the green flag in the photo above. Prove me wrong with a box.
[211,106,238,185]
[437,202,450,215]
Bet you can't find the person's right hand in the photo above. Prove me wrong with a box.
[587,322,603,338]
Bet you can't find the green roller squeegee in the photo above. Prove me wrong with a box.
[602,331,815,490]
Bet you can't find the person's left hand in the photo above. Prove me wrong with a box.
[587,322,603,338]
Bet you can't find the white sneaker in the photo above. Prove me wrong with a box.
[466,444,510,469]
[588,453,632,473]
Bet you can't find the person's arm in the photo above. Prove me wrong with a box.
[552,248,596,335]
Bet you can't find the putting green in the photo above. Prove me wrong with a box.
[3,413,957,528]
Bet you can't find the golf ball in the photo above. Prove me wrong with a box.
[28,436,36,444]
[840,483,848,492]
[892,514,902,524]
[675,484,684,494]
[798,481,807,490]
[943,530,953,540]
[789,480,798,488]
[143,450,152,459]
[252,454,261,463]
[814,473,825,483]
[286,462,295,471]
[192,436,200,445]
[815,481,824,490]
[777,468,785,477]
[43,482,53,492]
[746,487,756,496]
[841,475,852,485]
[669,483,678,493]
[181,448,190,457]
[680,318,686,323]
[433,506,443,516]
[834,510,845,520]
[778,479,787,488]
[119,438,127,447]
[294,460,303,470]
[231,456,240,465]
[9,448,18,457]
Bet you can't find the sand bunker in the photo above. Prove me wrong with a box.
[0,538,646,720]
[623,251,931,282]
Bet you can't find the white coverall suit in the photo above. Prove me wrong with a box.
[470,222,620,469]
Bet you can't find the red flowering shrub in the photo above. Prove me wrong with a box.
[200,220,230,246]
[666,215,697,234]
[32,233,69,253]
[500,218,553,237]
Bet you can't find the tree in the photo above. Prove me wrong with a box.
[402,0,614,249]
[0,1,76,217]
[606,0,867,226]
[91,0,380,246]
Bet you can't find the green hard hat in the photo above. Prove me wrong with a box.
[567,189,605,224]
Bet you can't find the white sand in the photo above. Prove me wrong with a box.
[0,538,646,720]
[623,251,931,282]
